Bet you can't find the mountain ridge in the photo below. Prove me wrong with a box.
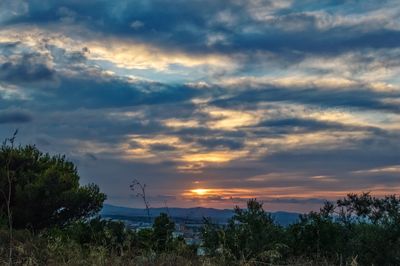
[101,204,301,226]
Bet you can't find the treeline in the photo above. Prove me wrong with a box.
[202,195,400,265]
[1,141,400,265]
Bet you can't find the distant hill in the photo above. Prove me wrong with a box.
[101,204,300,226]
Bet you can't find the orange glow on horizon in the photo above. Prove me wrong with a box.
[191,188,210,196]
[182,185,400,203]
[183,187,254,199]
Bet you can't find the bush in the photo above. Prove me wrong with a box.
[202,199,287,264]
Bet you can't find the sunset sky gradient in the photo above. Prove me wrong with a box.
[1,0,400,212]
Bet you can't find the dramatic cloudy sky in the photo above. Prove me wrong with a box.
[1,0,400,212]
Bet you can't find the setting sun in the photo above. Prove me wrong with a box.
[191,188,209,196]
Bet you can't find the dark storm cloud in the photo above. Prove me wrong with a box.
[258,118,346,130]
[252,118,386,136]
[212,86,400,114]
[0,110,33,124]
[0,53,55,84]
[1,66,200,111]
[197,138,244,150]
[49,77,199,109]
[0,42,21,54]
[3,0,400,59]
[0,40,199,111]
[149,144,177,152]
[261,148,400,175]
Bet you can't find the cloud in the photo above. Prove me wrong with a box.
[149,143,177,152]
[353,165,400,175]
[0,0,28,24]
[50,76,199,109]
[197,138,244,150]
[0,110,32,124]
[0,0,399,211]
[3,0,399,59]
[253,118,386,135]
[211,85,400,114]
[0,53,55,84]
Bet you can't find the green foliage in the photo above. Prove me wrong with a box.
[48,217,136,254]
[225,199,285,261]
[152,213,175,252]
[288,211,347,261]
[0,144,106,230]
[136,228,154,252]
[202,199,287,264]
[202,195,400,265]
[0,216,200,265]
[288,192,400,265]
[201,218,222,256]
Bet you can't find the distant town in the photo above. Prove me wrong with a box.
[101,203,301,255]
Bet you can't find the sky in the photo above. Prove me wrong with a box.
[0,0,400,212]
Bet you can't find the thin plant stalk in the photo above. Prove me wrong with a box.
[130,179,151,223]
[1,130,18,265]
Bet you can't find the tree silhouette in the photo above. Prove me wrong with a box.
[0,143,106,230]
